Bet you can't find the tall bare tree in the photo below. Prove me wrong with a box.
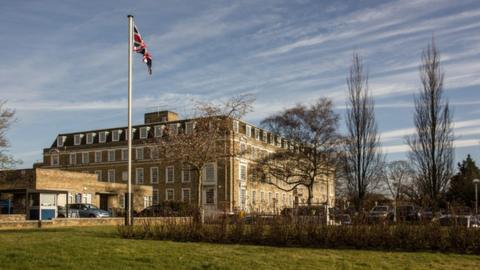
[342,53,384,211]
[406,39,453,209]
[0,101,19,169]
[384,160,414,222]
[257,98,340,207]
[155,95,254,222]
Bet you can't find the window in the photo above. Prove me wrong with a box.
[107,169,115,183]
[255,129,260,140]
[203,163,216,183]
[206,188,215,204]
[82,152,89,164]
[260,191,265,203]
[153,189,159,204]
[185,122,194,135]
[246,125,251,137]
[119,194,125,208]
[275,193,279,206]
[182,188,191,202]
[121,149,128,161]
[125,128,135,141]
[122,171,128,182]
[262,132,268,143]
[144,196,152,208]
[95,170,102,181]
[57,136,65,147]
[136,147,144,160]
[51,154,59,166]
[252,190,256,205]
[86,133,94,144]
[182,165,192,183]
[233,120,239,133]
[140,127,148,139]
[168,123,178,135]
[240,189,246,209]
[95,151,102,163]
[239,164,247,181]
[282,193,286,206]
[74,134,82,145]
[240,143,246,154]
[154,125,163,137]
[112,130,120,142]
[136,168,144,184]
[150,167,159,184]
[69,153,76,165]
[166,188,174,201]
[166,166,174,183]
[268,192,272,205]
[108,150,116,162]
[99,131,107,143]
[82,193,92,204]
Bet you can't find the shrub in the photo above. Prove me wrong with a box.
[118,216,480,254]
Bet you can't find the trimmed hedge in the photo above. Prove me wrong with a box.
[118,217,480,254]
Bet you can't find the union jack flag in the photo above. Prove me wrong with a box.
[133,24,152,75]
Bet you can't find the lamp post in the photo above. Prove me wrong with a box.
[473,179,480,216]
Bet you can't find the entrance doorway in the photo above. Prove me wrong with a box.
[99,194,108,211]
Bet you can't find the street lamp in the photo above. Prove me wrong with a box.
[473,179,480,216]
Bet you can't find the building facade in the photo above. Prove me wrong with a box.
[0,168,152,219]
[41,111,335,215]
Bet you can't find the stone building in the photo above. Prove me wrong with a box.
[41,110,335,215]
[0,168,152,219]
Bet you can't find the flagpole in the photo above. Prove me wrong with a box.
[126,14,134,226]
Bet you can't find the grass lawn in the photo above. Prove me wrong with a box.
[0,226,478,269]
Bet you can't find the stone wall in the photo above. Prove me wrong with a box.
[0,217,191,230]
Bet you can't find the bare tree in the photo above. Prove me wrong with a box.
[406,39,453,209]
[257,98,340,208]
[0,101,19,169]
[342,53,384,211]
[155,94,254,222]
[384,160,414,222]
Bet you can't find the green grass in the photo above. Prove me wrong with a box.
[0,226,478,270]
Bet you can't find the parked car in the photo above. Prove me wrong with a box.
[334,214,352,225]
[436,214,479,228]
[417,208,445,221]
[68,203,110,218]
[57,205,80,218]
[368,205,393,224]
[395,205,418,221]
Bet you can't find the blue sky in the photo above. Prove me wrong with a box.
[1,0,480,168]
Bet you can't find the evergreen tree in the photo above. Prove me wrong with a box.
[448,154,479,207]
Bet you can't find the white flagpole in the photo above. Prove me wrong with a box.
[127,14,134,226]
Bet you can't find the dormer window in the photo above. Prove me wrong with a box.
[255,129,260,140]
[112,130,121,142]
[246,125,251,137]
[124,128,136,141]
[57,136,66,147]
[154,125,164,137]
[140,127,149,139]
[74,134,82,145]
[86,133,95,144]
[99,131,107,143]
[262,131,268,143]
